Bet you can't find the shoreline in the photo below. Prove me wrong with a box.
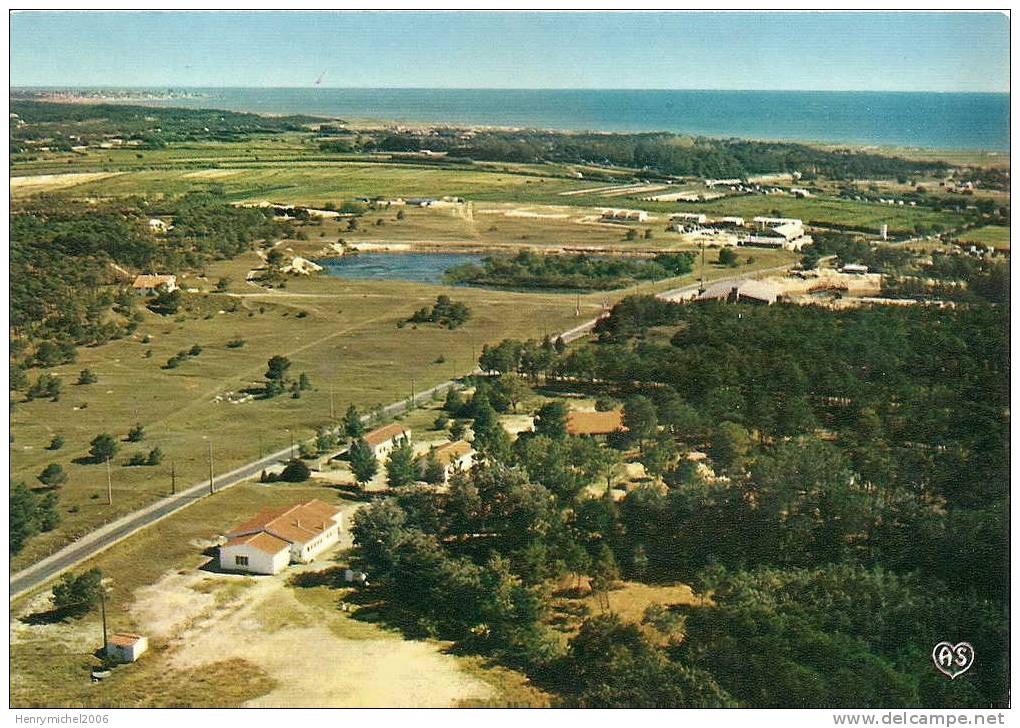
[10,90,1008,159]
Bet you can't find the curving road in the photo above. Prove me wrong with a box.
[9,265,791,601]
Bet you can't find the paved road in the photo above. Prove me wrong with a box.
[9,264,792,601]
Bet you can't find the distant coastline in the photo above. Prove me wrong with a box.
[10,86,1010,153]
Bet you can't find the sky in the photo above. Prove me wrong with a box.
[9,11,1010,92]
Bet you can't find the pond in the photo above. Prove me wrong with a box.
[317,252,485,285]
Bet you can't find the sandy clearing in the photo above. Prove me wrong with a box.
[9,590,98,653]
[129,570,220,640]
[162,568,493,707]
[10,172,122,193]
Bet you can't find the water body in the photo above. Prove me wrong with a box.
[138,87,1009,151]
[318,252,485,285]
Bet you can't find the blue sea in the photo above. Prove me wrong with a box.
[138,87,1009,151]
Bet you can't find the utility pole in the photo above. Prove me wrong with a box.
[410,378,415,410]
[105,457,112,506]
[99,587,109,657]
[207,440,214,495]
[258,433,263,460]
[699,239,707,295]
[329,384,335,421]
[170,461,176,496]
[289,430,295,459]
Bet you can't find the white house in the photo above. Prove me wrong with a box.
[840,263,870,275]
[363,423,411,459]
[106,633,148,663]
[431,440,474,482]
[147,218,171,232]
[131,274,178,295]
[219,499,344,575]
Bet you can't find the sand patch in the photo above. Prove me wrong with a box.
[164,570,492,707]
[128,570,221,640]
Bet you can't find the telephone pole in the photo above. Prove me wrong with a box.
[105,457,112,506]
[329,384,335,421]
[207,440,214,495]
[99,587,109,657]
[410,378,415,410]
[170,461,176,495]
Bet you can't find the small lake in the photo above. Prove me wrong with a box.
[317,252,485,285]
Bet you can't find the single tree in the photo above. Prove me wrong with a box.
[77,368,97,385]
[421,452,447,485]
[51,568,103,615]
[127,423,145,442]
[145,447,164,466]
[623,395,658,451]
[10,482,39,554]
[343,404,365,439]
[349,438,378,485]
[280,459,311,482]
[386,440,417,488]
[37,463,67,487]
[534,400,569,440]
[47,435,64,451]
[265,355,292,382]
[89,433,118,463]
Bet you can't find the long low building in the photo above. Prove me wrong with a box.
[697,279,781,305]
[219,499,343,575]
[431,440,475,482]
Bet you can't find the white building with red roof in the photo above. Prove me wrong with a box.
[363,423,411,459]
[219,499,343,575]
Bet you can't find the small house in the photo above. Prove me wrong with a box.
[147,218,170,232]
[131,274,178,295]
[106,633,148,663]
[363,423,411,459]
[431,440,474,481]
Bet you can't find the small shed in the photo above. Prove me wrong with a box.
[106,632,148,663]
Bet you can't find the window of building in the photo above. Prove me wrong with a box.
[235,555,249,567]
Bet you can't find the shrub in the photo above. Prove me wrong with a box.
[77,368,97,385]
[280,459,311,482]
[37,463,67,487]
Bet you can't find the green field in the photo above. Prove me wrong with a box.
[11,136,970,236]
[10,231,793,572]
[959,225,1011,249]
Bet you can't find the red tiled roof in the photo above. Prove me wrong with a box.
[566,409,626,436]
[108,633,144,647]
[364,423,409,447]
[432,440,473,466]
[223,531,291,555]
[226,499,341,547]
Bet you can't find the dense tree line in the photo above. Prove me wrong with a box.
[10,100,322,151]
[361,129,952,181]
[345,292,1006,707]
[10,194,286,378]
[445,251,694,290]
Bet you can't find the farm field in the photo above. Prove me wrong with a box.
[959,224,1010,249]
[11,140,967,236]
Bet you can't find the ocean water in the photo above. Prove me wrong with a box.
[144,87,1010,151]
[318,252,484,285]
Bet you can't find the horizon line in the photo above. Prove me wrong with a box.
[10,85,1009,95]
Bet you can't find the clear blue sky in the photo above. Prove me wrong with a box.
[9,11,1010,92]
